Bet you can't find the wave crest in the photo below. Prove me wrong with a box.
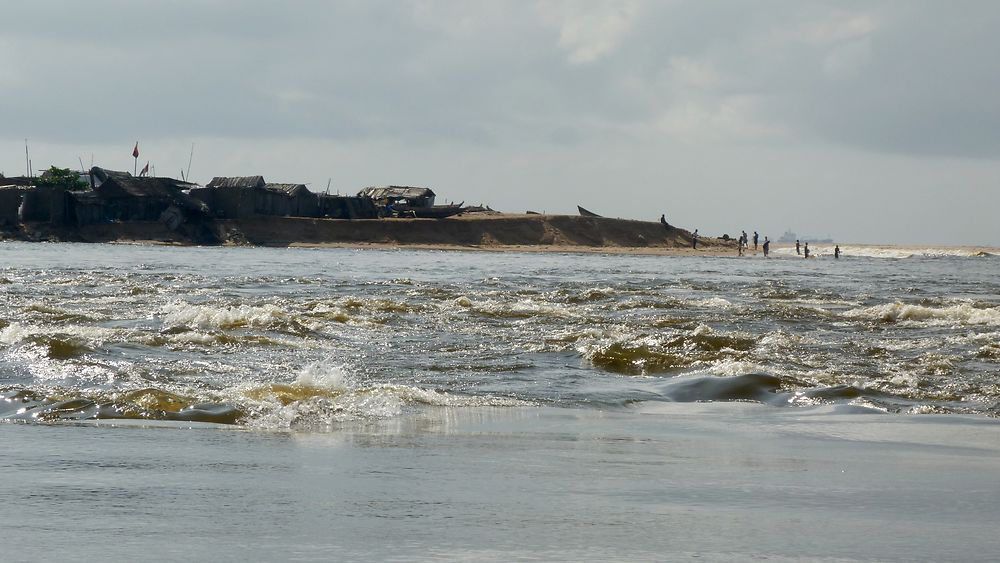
[844,301,1000,326]
[582,326,756,375]
[161,302,318,334]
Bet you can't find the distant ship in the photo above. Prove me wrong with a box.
[778,229,832,243]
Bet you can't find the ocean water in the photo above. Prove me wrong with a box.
[3,242,1000,561]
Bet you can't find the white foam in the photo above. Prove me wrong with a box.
[294,361,355,391]
[844,301,1000,326]
[0,322,31,345]
[689,297,733,309]
[700,359,772,377]
[772,245,998,259]
[161,301,317,331]
[0,322,119,346]
[241,360,533,430]
[756,330,809,350]
[468,297,580,319]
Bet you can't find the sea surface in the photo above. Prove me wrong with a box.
[2,242,1000,561]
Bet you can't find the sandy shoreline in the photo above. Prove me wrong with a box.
[283,240,735,256]
[4,213,995,256]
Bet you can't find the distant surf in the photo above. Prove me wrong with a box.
[771,244,998,259]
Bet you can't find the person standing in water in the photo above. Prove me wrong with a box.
[835,245,841,259]
[804,242,810,258]
[753,231,759,251]
[796,240,801,255]
[692,229,698,249]
[762,237,770,257]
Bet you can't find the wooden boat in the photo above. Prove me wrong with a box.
[577,205,602,217]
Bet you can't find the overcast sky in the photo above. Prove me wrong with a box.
[2,0,998,245]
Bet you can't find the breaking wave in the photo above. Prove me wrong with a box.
[161,302,319,334]
[581,325,756,375]
[844,301,1000,326]
[1,323,116,358]
[771,245,997,259]
[1,360,532,429]
[240,361,531,430]
[0,387,242,424]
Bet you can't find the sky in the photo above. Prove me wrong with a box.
[2,0,998,245]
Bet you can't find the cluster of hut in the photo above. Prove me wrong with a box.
[0,167,443,233]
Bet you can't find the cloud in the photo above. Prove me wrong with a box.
[1,1,999,245]
[538,0,641,64]
[4,0,998,158]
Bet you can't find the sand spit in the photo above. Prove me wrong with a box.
[6,213,738,255]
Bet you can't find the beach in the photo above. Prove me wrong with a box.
[5,213,738,254]
[7,213,995,259]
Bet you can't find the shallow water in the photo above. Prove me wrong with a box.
[3,405,1000,561]
[2,242,998,425]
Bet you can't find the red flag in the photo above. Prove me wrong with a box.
[132,142,139,159]
[140,162,150,177]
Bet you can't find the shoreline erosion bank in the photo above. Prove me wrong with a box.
[2,213,737,255]
[3,213,995,257]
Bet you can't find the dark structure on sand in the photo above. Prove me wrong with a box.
[194,176,376,220]
[1,165,470,245]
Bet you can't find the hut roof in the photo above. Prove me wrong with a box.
[90,167,131,183]
[358,186,435,200]
[264,183,311,197]
[207,176,266,189]
[0,175,34,186]
[90,167,195,199]
[88,167,208,214]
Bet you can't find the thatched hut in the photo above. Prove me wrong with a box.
[197,176,265,219]
[317,194,378,219]
[259,183,318,217]
[358,186,436,208]
[0,185,29,227]
[88,167,209,224]
[66,190,104,226]
[199,176,322,218]
[17,185,68,224]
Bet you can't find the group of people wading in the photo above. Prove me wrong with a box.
[670,217,841,259]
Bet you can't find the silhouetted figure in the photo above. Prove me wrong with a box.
[834,245,840,259]
[660,214,669,230]
[796,240,801,255]
[762,237,770,257]
[738,235,744,256]
[804,242,810,258]
[692,229,699,249]
[753,231,758,250]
